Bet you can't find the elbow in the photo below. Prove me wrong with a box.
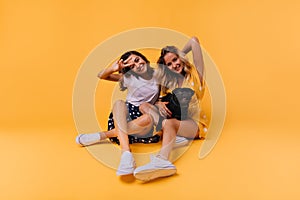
[191,36,200,44]
[97,71,105,79]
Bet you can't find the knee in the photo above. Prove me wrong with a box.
[191,36,200,43]
[139,102,152,114]
[162,118,178,131]
[139,114,153,127]
[113,100,125,109]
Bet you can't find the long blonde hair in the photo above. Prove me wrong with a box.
[156,46,203,99]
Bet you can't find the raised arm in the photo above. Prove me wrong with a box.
[97,60,123,82]
[181,36,204,84]
[98,56,135,81]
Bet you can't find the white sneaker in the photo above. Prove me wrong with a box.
[75,133,101,146]
[116,151,136,176]
[173,136,189,148]
[134,155,176,181]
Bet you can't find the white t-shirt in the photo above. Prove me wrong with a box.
[123,74,159,107]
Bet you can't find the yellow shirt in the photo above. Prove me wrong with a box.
[162,75,208,130]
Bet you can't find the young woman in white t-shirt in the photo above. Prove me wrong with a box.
[76,51,160,176]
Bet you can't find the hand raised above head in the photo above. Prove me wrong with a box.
[110,60,121,72]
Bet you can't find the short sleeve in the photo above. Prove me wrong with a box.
[123,75,129,87]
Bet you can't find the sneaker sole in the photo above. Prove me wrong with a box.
[173,140,190,148]
[76,134,105,147]
[116,171,134,176]
[134,168,177,181]
[116,166,136,176]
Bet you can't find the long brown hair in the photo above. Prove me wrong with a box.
[118,51,154,91]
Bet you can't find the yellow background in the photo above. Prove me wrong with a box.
[1,0,299,199]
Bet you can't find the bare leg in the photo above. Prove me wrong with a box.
[102,113,154,137]
[112,101,155,176]
[158,118,199,159]
[112,100,130,151]
[76,102,155,146]
[133,118,188,181]
[139,102,162,139]
[139,102,160,126]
